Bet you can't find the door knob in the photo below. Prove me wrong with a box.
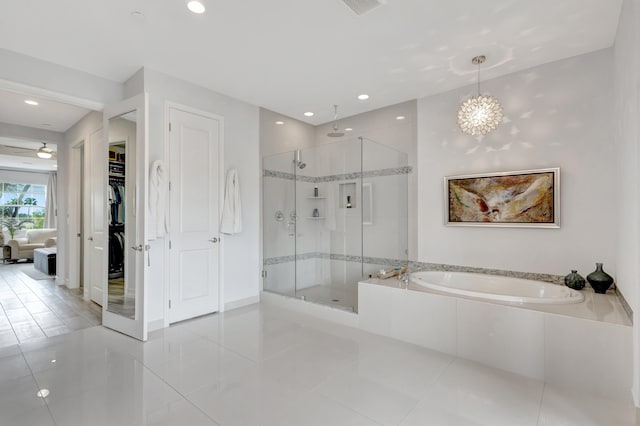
[88,236,93,241]
[209,237,218,243]
[131,245,143,251]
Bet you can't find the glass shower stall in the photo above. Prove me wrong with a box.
[263,137,408,312]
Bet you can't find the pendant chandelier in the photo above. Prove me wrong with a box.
[457,55,503,136]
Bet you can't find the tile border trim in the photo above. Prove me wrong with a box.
[264,166,412,183]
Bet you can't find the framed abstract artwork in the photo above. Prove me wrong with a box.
[444,168,560,228]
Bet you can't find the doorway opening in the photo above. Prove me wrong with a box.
[0,86,103,349]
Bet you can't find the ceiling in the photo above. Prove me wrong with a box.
[0,0,623,125]
[0,89,91,133]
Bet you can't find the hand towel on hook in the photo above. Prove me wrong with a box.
[220,168,242,234]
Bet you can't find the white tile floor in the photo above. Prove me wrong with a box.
[0,302,636,425]
[0,263,101,349]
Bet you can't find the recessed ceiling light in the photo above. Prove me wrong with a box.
[357,94,369,100]
[130,11,145,20]
[36,389,50,398]
[275,121,284,125]
[304,112,314,117]
[345,128,353,132]
[25,100,39,106]
[187,1,206,14]
[396,116,406,120]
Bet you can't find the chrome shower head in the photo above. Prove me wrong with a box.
[327,105,345,137]
[293,150,306,169]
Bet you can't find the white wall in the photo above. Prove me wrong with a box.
[613,0,640,406]
[0,49,122,107]
[0,122,64,144]
[260,109,316,158]
[0,169,48,185]
[136,68,261,321]
[417,49,616,278]
[62,111,103,289]
[315,101,418,258]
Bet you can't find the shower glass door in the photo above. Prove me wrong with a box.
[262,151,296,297]
[262,138,408,313]
[293,139,363,311]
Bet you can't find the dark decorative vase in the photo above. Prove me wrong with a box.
[586,263,614,294]
[564,270,585,290]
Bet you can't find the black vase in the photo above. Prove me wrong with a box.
[586,263,614,294]
[564,270,585,290]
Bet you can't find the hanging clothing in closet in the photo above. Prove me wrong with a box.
[108,182,125,224]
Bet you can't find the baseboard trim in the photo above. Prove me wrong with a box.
[147,319,165,332]
[224,295,260,311]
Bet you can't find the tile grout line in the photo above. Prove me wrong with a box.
[535,382,547,425]
[16,267,99,335]
[17,342,59,426]
[396,356,457,425]
[136,356,222,425]
[12,270,63,341]
[0,298,20,347]
[304,356,385,426]
[0,274,38,346]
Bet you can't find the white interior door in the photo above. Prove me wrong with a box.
[102,93,149,341]
[87,128,105,305]
[169,108,221,324]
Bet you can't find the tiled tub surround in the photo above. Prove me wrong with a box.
[358,277,632,401]
[265,255,633,322]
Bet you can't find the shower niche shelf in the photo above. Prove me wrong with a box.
[339,182,356,208]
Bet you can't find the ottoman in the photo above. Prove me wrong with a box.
[34,247,57,275]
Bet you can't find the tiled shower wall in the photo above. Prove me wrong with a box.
[262,140,410,300]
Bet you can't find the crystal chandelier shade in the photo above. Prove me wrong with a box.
[457,55,503,136]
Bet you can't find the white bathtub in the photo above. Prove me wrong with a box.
[410,271,584,304]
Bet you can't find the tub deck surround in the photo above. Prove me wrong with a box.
[408,260,566,285]
[358,278,632,401]
[367,275,630,326]
[411,270,584,305]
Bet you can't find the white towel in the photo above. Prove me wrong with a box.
[148,160,168,239]
[220,169,242,235]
